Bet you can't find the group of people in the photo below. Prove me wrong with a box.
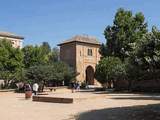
[24,83,39,95]
[71,81,81,93]
[24,81,81,97]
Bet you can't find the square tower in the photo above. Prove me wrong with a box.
[58,35,101,85]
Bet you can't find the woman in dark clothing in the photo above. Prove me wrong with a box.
[24,83,32,99]
[70,82,75,93]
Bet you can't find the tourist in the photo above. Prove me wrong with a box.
[24,83,32,91]
[76,81,80,91]
[71,82,75,93]
[24,83,32,99]
[32,83,39,95]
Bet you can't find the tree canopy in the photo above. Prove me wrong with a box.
[96,8,160,91]
[0,40,75,89]
[101,8,147,61]
[0,39,23,88]
[128,26,160,81]
[95,57,126,86]
[25,62,76,91]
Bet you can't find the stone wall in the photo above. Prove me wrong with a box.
[115,79,160,92]
[76,42,100,84]
[131,80,160,92]
[60,43,76,69]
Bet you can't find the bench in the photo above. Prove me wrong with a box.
[32,96,73,103]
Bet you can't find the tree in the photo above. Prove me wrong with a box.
[0,39,23,88]
[41,42,51,55]
[22,42,60,67]
[25,62,76,91]
[40,42,52,63]
[48,47,60,63]
[95,57,126,88]
[101,8,147,61]
[22,45,47,68]
[128,26,160,81]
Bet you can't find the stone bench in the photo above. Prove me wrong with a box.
[32,95,73,103]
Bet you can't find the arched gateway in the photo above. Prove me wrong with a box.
[58,35,101,85]
[86,66,94,85]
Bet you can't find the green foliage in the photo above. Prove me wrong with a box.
[22,45,47,68]
[22,43,60,68]
[48,47,60,63]
[25,62,76,90]
[0,40,64,89]
[128,26,160,81]
[97,8,154,90]
[41,42,51,55]
[0,39,23,88]
[95,57,126,84]
[101,8,147,61]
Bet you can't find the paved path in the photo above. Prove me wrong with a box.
[0,91,160,120]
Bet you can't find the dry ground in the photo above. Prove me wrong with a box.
[0,90,160,120]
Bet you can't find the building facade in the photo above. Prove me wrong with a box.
[0,32,24,48]
[58,35,101,85]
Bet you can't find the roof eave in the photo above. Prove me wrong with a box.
[58,41,101,46]
[0,34,24,40]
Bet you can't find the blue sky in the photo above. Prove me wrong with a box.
[0,0,160,47]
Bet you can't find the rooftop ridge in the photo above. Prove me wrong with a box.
[58,35,100,46]
[0,31,24,39]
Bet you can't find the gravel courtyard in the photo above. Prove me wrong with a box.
[0,90,160,120]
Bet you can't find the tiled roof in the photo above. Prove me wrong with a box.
[0,31,24,39]
[58,35,100,46]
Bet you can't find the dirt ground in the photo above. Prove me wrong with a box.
[0,90,160,120]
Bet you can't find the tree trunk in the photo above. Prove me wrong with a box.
[41,80,46,92]
[108,80,112,89]
[128,80,132,91]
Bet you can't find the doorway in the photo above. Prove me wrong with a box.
[86,66,94,85]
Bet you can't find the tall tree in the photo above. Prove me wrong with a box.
[101,8,148,61]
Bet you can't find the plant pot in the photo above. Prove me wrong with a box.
[25,91,32,99]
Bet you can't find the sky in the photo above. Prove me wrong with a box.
[0,0,160,47]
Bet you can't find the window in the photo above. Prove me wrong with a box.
[11,41,15,44]
[88,49,92,56]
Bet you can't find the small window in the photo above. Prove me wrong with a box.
[11,41,14,44]
[88,49,92,56]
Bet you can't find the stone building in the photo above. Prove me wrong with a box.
[0,32,24,48]
[58,35,101,85]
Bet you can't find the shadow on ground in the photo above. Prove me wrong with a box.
[111,96,160,100]
[76,104,160,120]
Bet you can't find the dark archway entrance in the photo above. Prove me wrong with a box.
[86,66,94,85]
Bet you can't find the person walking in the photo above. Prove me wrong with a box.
[32,83,39,95]
[71,82,75,93]
[76,81,80,91]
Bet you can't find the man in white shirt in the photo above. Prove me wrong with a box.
[32,83,39,95]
